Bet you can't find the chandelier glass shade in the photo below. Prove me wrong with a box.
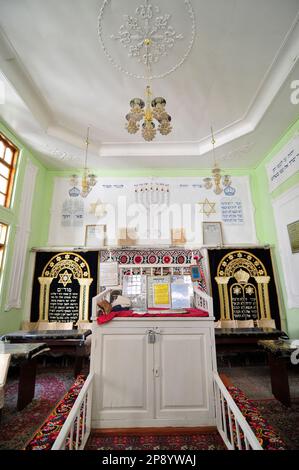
[125,85,172,142]
[203,128,232,194]
[80,170,97,198]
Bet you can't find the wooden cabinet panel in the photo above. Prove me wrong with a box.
[154,329,214,424]
[91,319,216,428]
[92,328,154,424]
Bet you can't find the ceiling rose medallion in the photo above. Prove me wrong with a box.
[98,0,196,79]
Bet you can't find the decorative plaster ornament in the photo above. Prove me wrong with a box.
[98,0,196,79]
[42,144,80,162]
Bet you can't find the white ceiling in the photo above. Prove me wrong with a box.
[0,0,299,169]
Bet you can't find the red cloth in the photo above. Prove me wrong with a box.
[97,308,209,325]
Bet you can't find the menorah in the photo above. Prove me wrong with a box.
[134,183,170,208]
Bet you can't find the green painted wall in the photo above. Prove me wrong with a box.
[0,122,48,334]
[251,117,299,338]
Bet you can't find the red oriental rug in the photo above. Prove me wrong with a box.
[0,365,78,450]
[24,375,85,450]
[85,432,225,450]
[250,398,299,450]
[2,365,298,451]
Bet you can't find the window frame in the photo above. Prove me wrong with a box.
[0,132,19,208]
[0,221,8,273]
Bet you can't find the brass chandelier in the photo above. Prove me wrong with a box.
[203,127,232,195]
[125,84,172,142]
[70,127,97,198]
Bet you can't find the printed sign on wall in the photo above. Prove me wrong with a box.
[221,199,244,224]
[266,134,299,192]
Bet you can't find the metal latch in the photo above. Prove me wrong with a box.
[147,329,156,344]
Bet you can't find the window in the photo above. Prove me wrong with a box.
[0,222,8,271]
[0,133,19,208]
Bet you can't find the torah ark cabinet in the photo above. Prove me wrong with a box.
[90,318,217,428]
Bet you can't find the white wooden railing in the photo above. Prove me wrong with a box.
[51,372,94,450]
[51,371,263,451]
[213,372,263,450]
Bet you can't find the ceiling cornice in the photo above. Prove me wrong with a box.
[0,11,298,157]
[0,27,53,129]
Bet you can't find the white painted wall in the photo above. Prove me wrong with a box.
[273,183,299,308]
[47,176,257,247]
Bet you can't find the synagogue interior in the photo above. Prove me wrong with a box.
[0,0,298,455]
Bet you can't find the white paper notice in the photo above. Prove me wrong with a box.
[99,262,119,287]
[266,134,299,192]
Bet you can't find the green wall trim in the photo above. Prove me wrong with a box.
[251,116,299,338]
[0,121,48,334]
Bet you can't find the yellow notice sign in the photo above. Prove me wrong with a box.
[153,283,170,305]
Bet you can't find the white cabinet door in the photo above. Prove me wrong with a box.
[91,320,216,428]
[154,327,215,425]
[92,327,154,427]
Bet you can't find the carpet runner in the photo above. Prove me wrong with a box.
[85,433,225,450]
[24,375,85,450]
[226,385,287,450]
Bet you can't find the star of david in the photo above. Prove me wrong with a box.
[245,286,254,295]
[89,200,107,218]
[197,198,216,217]
[58,270,72,287]
[233,286,242,295]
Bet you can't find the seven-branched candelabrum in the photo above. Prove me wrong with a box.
[125,85,172,141]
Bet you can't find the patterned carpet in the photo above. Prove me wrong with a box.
[250,399,299,450]
[1,363,224,451]
[1,363,298,450]
[220,365,299,450]
[219,365,299,400]
[85,433,225,450]
[0,363,77,450]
